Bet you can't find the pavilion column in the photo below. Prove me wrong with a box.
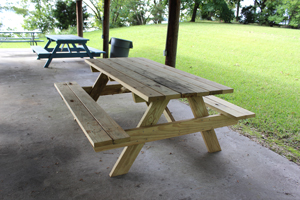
[164,0,181,68]
[76,0,83,37]
[103,0,110,58]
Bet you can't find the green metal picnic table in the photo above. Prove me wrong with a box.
[31,35,105,68]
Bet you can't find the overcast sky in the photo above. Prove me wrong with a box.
[0,0,254,31]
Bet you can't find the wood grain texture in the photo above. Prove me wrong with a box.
[137,57,234,94]
[109,98,170,177]
[94,114,237,152]
[67,82,130,144]
[86,59,168,102]
[114,58,206,97]
[109,144,144,177]
[89,73,109,101]
[203,95,255,120]
[55,82,130,147]
[54,82,113,147]
[125,58,214,95]
[105,59,181,98]
[83,84,131,96]
[187,96,222,152]
[163,107,176,122]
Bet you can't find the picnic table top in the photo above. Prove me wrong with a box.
[85,57,234,102]
[46,35,89,42]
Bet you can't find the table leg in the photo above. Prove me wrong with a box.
[89,73,109,101]
[44,39,51,50]
[109,98,170,177]
[163,107,175,122]
[148,102,175,122]
[187,96,221,153]
[71,43,80,53]
[82,43,93,58]
[44,43,61,68]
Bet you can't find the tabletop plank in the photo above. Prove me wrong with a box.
[113,58,209,97]
[130,58,223,95]
[95,59,181,99]
[86,59,171,102]
[46,35,89,43]
[136,57,233,94]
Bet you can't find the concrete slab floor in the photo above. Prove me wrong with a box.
[0,48,299,200]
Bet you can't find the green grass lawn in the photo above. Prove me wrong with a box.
[1,21,299,163]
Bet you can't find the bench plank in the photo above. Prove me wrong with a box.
[66,82,130,144]
[31,46,50,54]
[31,46,51,59]
[54,82,113,147]
[77,45,106,54]
[203,95,255,120]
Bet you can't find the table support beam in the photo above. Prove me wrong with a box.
[109,98,170,177]
[187,96,222,152]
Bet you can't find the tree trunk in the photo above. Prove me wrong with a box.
[236,0,240,22]
[190,2,200,22]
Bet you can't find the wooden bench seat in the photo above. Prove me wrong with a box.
[54,82,130,150]
[203,95,255,120]
[31,46,51,59]
[77,45,106,57]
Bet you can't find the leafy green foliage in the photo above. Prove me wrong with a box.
[181,0,234,22]
[240,6,256,24]
[53,0,89,31]
[83,0,103,29]
[269,0,300,28]
[110,0,128,28]
[126,0,150,25]
[22,0,55,33]
[150,0,167,24]
[215,0,234,22]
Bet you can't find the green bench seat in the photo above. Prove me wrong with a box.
[31,46,51,59]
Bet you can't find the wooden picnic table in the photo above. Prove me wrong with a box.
[31,35,105,68]
[55,57,255,177]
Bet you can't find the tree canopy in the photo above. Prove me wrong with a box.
[53,0,89,31]
[2,0,300,32]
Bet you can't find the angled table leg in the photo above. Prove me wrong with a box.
[109,98,170,177]
[44,43,61,68]
[88,73,109,101]
[82,43,93,58]
[163,107,175,122]
[187,96,221,153]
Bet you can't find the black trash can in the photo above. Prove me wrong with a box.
[109,37,133,58]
